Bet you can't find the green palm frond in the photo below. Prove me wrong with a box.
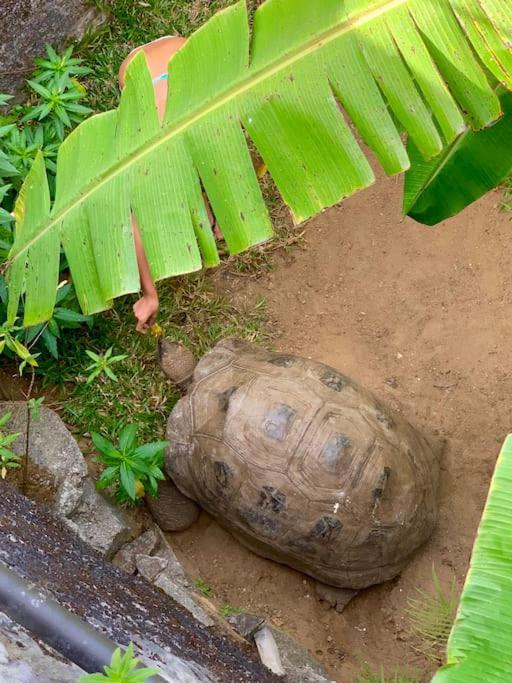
[432,435,512,683]
[5,0,512,325]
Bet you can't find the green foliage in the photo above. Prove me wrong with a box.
[0,46,93,367]
[219,603,242,618]
[407,567,458,662]
[92,423,168,504]
[0,411,22,479]
[78,643,159,682]
[194,577,213,597]
[0,273,92,368]
[85,346,128,384]
[355,666,420,683]
[8,0,512,326]
[28,396,45,422]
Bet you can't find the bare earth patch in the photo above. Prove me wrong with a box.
[170,163,512,681]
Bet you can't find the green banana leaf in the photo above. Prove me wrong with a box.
[432,435,512,683]
[404,88,512,225]
[5,0,512,325]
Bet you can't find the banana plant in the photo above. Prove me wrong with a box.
[432,435,512,683]
[4,0,512,326]
[405,87,512,225]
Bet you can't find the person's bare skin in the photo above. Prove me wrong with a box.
[119,36,220,333]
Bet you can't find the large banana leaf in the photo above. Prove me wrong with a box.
[5,0,512,324]
[404,87,512,225]
[432,435,512,683]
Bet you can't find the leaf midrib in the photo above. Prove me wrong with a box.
[9,0,409,265]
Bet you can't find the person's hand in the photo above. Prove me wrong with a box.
[133,292,159,333]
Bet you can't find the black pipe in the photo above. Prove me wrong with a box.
[0,561,167,681]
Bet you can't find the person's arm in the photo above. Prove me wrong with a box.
[132,218,159,333]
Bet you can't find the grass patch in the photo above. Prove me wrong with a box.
[43,275,269,442]
[406,567,458,663]
[502,177,512,212]
[355,667,420,683]
[194,576,213,597]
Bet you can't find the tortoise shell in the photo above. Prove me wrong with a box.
[165,338,440,589]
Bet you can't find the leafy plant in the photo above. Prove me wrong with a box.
[432,435,512,683]
[78,642,159,682]
[220,603,242,618]
[0,411,22,479]
[6,0,512,326]
[407,567,458,662]
[92,424,168,504]
[404,87,512,225]
[0,46,93,366]
[194,577,213,597]
[85,346,128,384]
[0,273,91,366]
[28,396,45,422]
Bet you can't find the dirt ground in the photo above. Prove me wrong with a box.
[171,164,512,681]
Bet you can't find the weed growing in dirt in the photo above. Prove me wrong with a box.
[502,177,512,212]
[84,346,128,384]
[194,577,213,597]
[0,410,21,479]
[406,567,458,662]
[92,424,168,504]
[79,642,159,682]
[219,603,243,618]
[355,666,420,683]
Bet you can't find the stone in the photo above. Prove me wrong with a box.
[253,626,285,677]
[154,573,215,628]
[27,406,87,517]
[0,0,108,95]
[136,554,168,582]
[66,479,132,559]
[270,627,334,683]
[0,402,132,560]
[0,611,83,682]
[112,528,159,574]
[228,613,265,639]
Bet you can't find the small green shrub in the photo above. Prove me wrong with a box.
[0,410,21,479]
[92,424,168,504]
[78,643,159,682]
[85,346,128,384]
[219,603,243,618]
[0,45,93,368]
[194,577,213,597]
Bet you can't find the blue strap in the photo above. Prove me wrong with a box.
[152,73,169,85]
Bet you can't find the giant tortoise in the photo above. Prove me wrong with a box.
[157,338,440,602]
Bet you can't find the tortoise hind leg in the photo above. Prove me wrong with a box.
[146,478,201,532]
[314,583,358,613]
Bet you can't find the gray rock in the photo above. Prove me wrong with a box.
[270,627,334,683]
[0,402,132,559]
[0,611,83,682]
[66,479,132,559]
[136,554,168,582]
[27,406,87,517]
[112,528,159,574]
[0,0,108,95]
[154,573,215,628]
[228,613,265,639]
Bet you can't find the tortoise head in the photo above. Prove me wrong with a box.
[158,339,197,389]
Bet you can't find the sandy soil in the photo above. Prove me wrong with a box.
[171,165,512,682]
